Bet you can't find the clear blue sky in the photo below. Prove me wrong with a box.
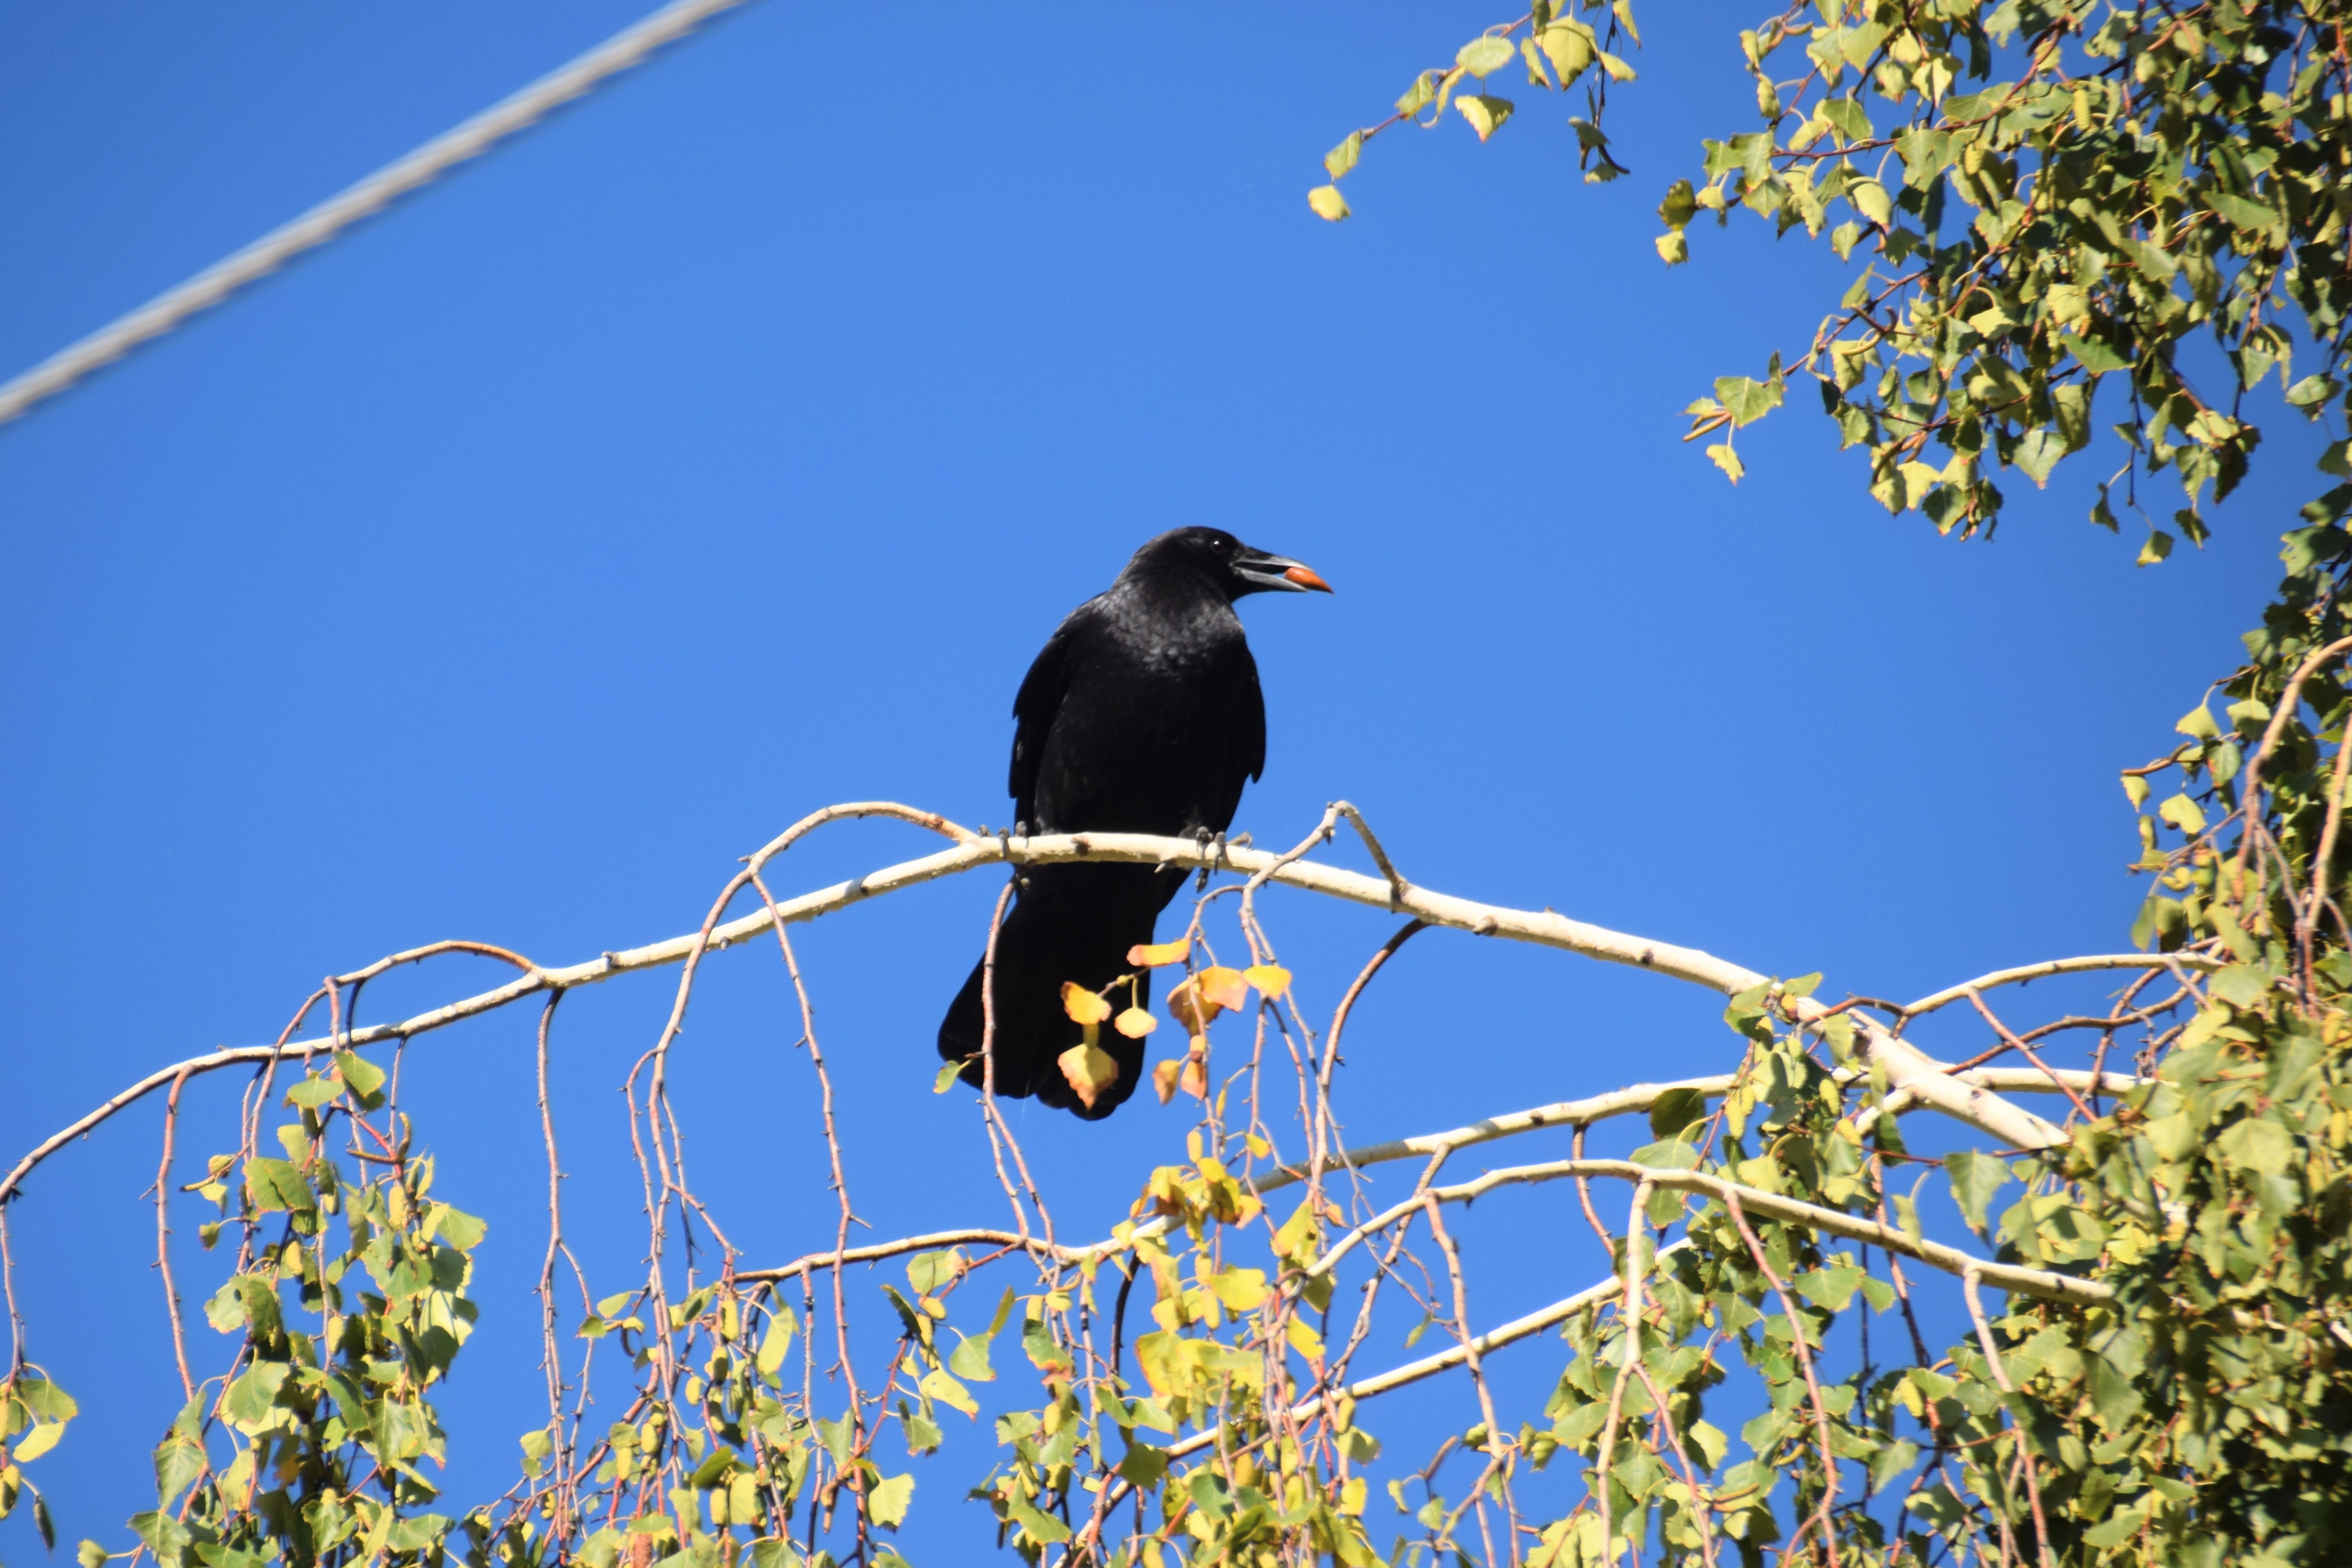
[0,1,2312,1558]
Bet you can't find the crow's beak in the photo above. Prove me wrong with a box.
[1234,550,1336,594]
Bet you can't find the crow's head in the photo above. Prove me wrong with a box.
[1128,527,1334,601]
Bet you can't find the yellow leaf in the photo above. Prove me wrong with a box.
[1128,938,1192,968]
[1455,34,1516,77]
[1198,967,1250,1012]
[2159,795,2208,836]
[1272,1201,1320,1264]
[1707,442,1744,483]
[1060,982,1112,1025]
[1167,976,1226,1031]
[1455,94,1514,142]
[1057,1043,1121,1110]
[1897,459,1941,509]
[1180,1054,1210,1101]
[1115,1007,1158,1038]
[1340,1476,1367,1516]
[1537,23,1594,83]
[13,1421,63,1462]
[1205,1267,1268,1312]
[1152,1059,1182,1105]
[920,1367,978,1418]
[1307,185,1351,222]
[1242,965,1291,999]
[1655,229,1688,265]
[1286,1318,1326,1358]
[1596,49,1638,81]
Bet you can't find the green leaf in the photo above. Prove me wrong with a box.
[1456,35,1516,77]
[1005,1490,1072,1546]
[521,1428,553,1478]
[1456,94,1514,141]
[154,1427,207,1506]
[432,1205,488,1251]
[1118,1442,1167,1487]
[1647,1087,1707,1141]
[2011,427,2065,487]
[77,1543,110,1568]
[1714,375,1783,427]
[2213,1115,2291,1176]
[948,1330,996,1382]
[1324,132,1362,180]
[906,1249,963,1297]
[1537,24,1594,84]
[245,1157,313,1214]
[222,1362,290,1433]
[1868,1437,1920,1493]
[1792,1262,1862,1312]
[2209,965,2270,1008]
[285,1074,340,1110]
[2137,529,2174,567]
[866,1472,914,1530]
[2285,373,2336,409]
[814,1413,856,1468]
[1822,97,1870,142]
[334,1050,387,1106]
[1943,1151,2009,1236]
[932,1060,963,1094]
[15,1376,76,1424]
[1629,1139,1699,1171]
[2158,794,2207,836]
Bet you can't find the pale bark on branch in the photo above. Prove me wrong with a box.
[3,806,2122,1202]
[1303,1158,2109,1307]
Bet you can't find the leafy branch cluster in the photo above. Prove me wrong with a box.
[0,765,2314,1568]
[1324,0,2352,555]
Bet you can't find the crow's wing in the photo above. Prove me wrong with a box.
[1008,613,1077,830]
[1210,641,1267,832]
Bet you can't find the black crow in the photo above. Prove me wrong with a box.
[938,527,1333,1119]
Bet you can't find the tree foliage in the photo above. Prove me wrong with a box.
[8,3,2352,1567]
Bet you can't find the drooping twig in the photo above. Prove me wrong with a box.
[1898,952,2217,1019]
[1965,1271,2055,1568]
[1725,1190,1841,1568]
[153,1068,197,1402]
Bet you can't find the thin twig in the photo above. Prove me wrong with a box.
[154,1069,197,1402]
[1725,1191,1841,1568]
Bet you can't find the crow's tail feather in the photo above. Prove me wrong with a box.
[936,865,1177,1121]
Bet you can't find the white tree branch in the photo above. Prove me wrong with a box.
[1899,953,2217,1018]
[1303,1157,2109,1307]
[4,806,2122,1201]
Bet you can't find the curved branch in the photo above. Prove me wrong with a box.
[1900,953,2217,1018]
[735,1229,1051,1284]
[1262,1063,2140,1198]
[1304,1157,2109,1307]
[3,806,2085,1202]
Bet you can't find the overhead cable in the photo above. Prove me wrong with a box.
[0,0,757,429]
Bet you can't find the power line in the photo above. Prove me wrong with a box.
[0,0,758,430]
